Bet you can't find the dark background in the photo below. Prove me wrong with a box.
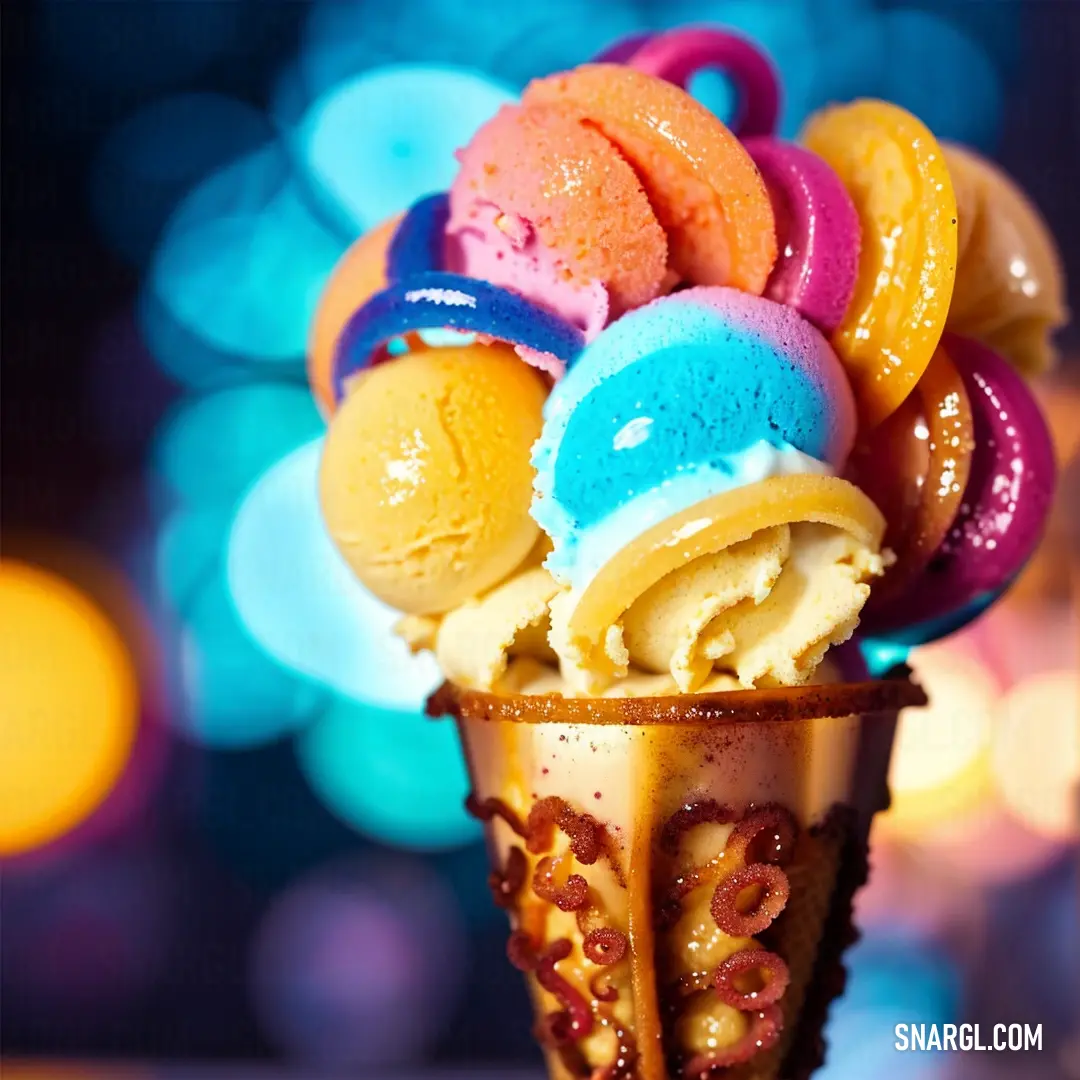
[2,1,535,1064]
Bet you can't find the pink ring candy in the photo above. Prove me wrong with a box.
[626,27,781,138]
[592,31,655,65]
[743,137,861,334]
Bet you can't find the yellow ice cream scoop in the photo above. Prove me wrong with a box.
[945,142,1068,377]
[319,343,547,615]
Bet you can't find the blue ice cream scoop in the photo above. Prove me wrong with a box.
[532,287,857,585]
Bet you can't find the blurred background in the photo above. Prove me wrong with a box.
[1,1,1078,1078]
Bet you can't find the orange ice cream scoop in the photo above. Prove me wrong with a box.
[523,63,776,295]
[319,343,547,615]
[307,214,399,417]
[447,102,668,325]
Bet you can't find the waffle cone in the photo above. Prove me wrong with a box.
[430,677,923,1080]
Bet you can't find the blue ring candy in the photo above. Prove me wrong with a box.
[386,192,449,282]
[332,271,586,402]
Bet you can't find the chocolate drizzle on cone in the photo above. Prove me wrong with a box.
[528,796,619,879]
[469,793,634,1077]
[660,800,737,854]
[533,855,590,912]
[465,792,528,837]
[656,803,796,1078]
[584,927,629,966]
[489,845,528,909]
[472,792,843,1078]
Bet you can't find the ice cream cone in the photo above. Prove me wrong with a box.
[430,677,924,1080]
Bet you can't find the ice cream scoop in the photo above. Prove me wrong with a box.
[863,334,1056,638]
[308,214,399,416]
[446,102,668,334]
[847,342,975,603]
[524,64,777,294]
[320,343,547,615]
[945,142,1068,377]
[744,137,861,334]
[801,99,958,429]
[533,287,857,587]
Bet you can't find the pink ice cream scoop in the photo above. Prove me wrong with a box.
[743,137,861,335]
[445,102,669,338]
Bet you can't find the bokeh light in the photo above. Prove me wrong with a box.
[638,0,1002,146]
[299,0,643,99]
[881,644,998,838]
[151,384,322,508]
[227,439,441,708]
[0,561,139,857]
[296,0,404,100]
[0,538,169,859]
[251,856,467,1068]
[856,828,981,940]
[148,179,346,367]
[992,671,1080,839]
[968,600,1078,690]
[89,94,272,268]
[807,7,883,109]
[920,800,1068,887]
[297,64,515,234]
[167,568,329,749]
[4,849,171,1016]
[860,637,912,677]
[136,145,298,387]
[138,287,261,391]
[297,696,479,852]
[818,933,959,1080]
[879,9,1003,148]
[485,0,644,87]
[155,505,233,614]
